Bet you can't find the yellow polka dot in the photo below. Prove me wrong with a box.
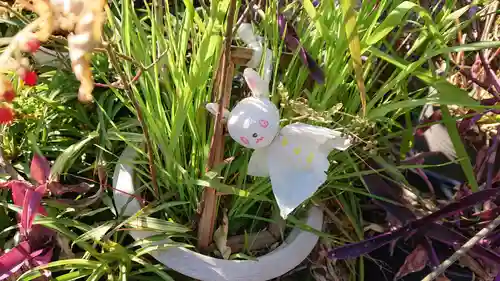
[281,137,288,147]
[293,147,302,155]
[306,153,315,164]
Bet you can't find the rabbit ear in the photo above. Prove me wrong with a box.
[243,68,269,98]
[206,103,230,120]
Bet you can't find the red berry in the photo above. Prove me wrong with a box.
[21,71,38,86]
[1,90,15,102]
[0,106,14,125]
[26,39,41,53]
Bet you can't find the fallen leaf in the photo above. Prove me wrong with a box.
[458,254,490,281]
[394,244,429,280]
[363,223,385,233]
[213,209,231,259]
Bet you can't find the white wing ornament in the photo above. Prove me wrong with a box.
[204,27,353,219]
[280,123,352,153]
[267,125,352,218]
[247,147,270,177]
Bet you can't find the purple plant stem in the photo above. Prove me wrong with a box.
[479,52,500,94]
[459,111,488,133]
[415,167,435,196]
[474,146,489,181]
[400,152,441,165]
[465,0,478,40]
[422,169,462,187]
[422,238,440,268]
[486,128,500,190]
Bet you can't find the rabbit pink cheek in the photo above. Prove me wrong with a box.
[240,136,249,145]
[259,119,269,128]
[256,136,265,144]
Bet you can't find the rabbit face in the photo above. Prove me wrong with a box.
[205,68,279,149]
[227,97,280,149]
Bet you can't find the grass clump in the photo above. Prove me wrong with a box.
[0,0,499,280]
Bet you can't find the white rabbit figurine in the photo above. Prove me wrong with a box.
[206,68,352,219]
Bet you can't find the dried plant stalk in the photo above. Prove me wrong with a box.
[197,0,238,250]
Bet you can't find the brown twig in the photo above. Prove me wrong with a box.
[489,47,500,63]
[105,43,160,198]
[197,0,238,250]
[94,69,142,90]
[231,0,255,38]
[94,47,143,68]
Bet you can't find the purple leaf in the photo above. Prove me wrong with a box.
[21,184,47,236]
[0,241,32,280]
[0,181,31,207]
[362,173,416,223]
[422,238,440,268]
[330,178,500,260]
[474,146,489,181]
[303,52,325,84]
[277,14,325,84]
[0,241,47,281]
[55,184,103,208]
[32,247,53,267]
[328,227,407,259]
[411,188,500,230]
[426,223,500,264]
[486,130,500,190]
[48,182,92,196]
[30,154,50,185]
[331,160,500,261]
[458,111,486,134]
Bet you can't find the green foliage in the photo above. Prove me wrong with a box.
[1,0,498,280]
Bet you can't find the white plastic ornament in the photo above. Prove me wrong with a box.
[206,68,352,219]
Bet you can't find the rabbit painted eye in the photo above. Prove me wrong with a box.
[252,133,258,138]
[240,136,249,145]
[259,119,269,128]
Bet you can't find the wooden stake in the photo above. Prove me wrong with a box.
[197,0,238,250]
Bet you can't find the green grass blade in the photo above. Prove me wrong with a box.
[440,104,479,192]
[339,0,367,115]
